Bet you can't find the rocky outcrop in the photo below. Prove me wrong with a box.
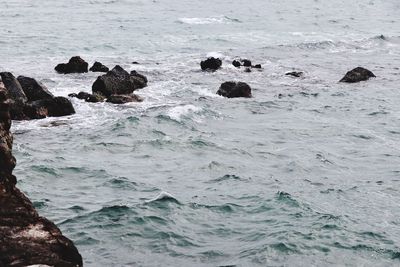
[89,61,109,73]
[92,65,147,97]
[217,81,252,98]
[232,59,261,69]
[0,88,83,266]
[106,94,143,104]
[1,72,75,120]
[55,56,89,74]
[17,76,54,101]
[200,57,222,71]
[339,67,376,83]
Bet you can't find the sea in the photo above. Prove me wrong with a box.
[1,0,400,266]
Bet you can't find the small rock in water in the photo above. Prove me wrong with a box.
[232,60,241,67]
[200,57,222,71]
[55,56,88,74]
[252,64,262,69]
[217,81,252,98]
[89,61,109,73]
[86,93,105,103]
[132,61,140,64]
[106,94,143,104]
[244,68,252,73]
[286,71,304,78]
[241,59,252,67]
[339,67,376,83]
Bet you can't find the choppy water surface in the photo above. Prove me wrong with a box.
[1,0,400,266]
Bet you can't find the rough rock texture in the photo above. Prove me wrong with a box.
[92,65,147,97]
[24,97,75,119]
[55,56,89,74]
[200,57,222,71]
[106,94,143,104]
[217,81,252,98]
[339,67,376,83]
[89,61,109,73]
[0,88,83,267]
[0,72,27,103]
[17,76,54,101]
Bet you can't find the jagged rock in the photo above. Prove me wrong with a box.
[200,57,222,71]
[286,71,304,78]
[339,67,376,83]
[0,72,27,102]
[89,61,109,73]
[55,56,89,74]
[106,94,143,104]
[92,65,147,97]
[0,93,82,267]
[217,81,252,98]
[17,76,54,101]
[24,97,75,119]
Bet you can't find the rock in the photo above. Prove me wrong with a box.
[0,72,27,102]
[217,81,252,98]
[89,61,109,73]
[286,71,304,78]
[17,76,54,101]
[86,93,105,103]
[232,60,241,68]
[241,59,252,67]
[200,57,222,71]
[92,65,147,97]
[0,93,83,267]
[24,97,75,119]
[55,56,89,74]
[253,64,262,69]
[130,70,148,84]
[76,91,92,100]
[132,61,140,64]
[339,67,376,83]
[106,94,143,104]
[244,68,252,73]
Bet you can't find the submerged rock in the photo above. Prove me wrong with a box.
[217,81,252,98]
[0,92,82,266]
[106,94,143,104]
[55,56,89,74]
[200,57,222,71]
[86,93,106,103]
[286,71,304,78]
[17,76,54,101]
[89,61,109,73]
[92,65,147,97]
[339,67,376,83]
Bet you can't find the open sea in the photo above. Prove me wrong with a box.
[1,0,400,266]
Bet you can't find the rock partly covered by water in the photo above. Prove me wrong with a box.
[0,88,83,267]
[92,65,147,97]
[0,72,75,120]
[286,71,304,78]
[339,67,376,83]
[89,61,109,73]
[200,57,222,71]
[55,56,89,74]
[106,94,143,104]
[217,81,252,98]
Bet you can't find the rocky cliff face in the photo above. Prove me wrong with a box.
[0,82,83,266]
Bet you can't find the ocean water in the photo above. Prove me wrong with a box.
[1,0,400,266]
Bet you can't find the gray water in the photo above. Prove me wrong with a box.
[1,0,400,266]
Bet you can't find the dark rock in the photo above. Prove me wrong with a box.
[24,97,75,119]
[132,61,140,64]
[339,67,376,83]
[17,76,54,101]
[55,56,89,74]
[0,72,27,102]
[77,91,92,100]
[130,70,148,84]
[89,61,109,73]
[286,71,304,78]
[86,93,105,103]
[241,59,252,67]
[0,93,83,267]
[253,64,262,69]
[244,68,252,73]
[232,60,241,68]
[217,81,252,98]
[92,65,148,97]
[200,57,222,71]
[68,93,78,98]
[106,94,143,104]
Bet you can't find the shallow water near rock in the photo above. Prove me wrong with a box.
[1,0,400,266]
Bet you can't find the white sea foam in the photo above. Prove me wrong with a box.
[167,104,202,121]
[178,16,229,25]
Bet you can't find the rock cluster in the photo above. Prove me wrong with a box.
[0,72,75,120]
[0,88,83,266]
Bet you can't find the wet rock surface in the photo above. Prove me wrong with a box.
[55,56,89,74]
[89,61,109,73]
[0,89,83,267]
[286,71,304,78]
[200,57,222,71]
[106,94,143,104]
[217,81,252,98]
[339,67,376,83]
[17,76,54,101]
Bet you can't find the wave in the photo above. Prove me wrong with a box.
[177,16,240,25]
[145,191,180,204]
